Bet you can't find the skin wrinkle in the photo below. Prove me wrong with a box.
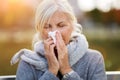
[43,10,73,75]
[42,10,73,44]
[13,0,107,79]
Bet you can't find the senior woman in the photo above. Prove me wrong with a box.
[11,0,107,80]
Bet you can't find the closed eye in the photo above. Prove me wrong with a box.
[44,24,52,29]
[58,22,67,27]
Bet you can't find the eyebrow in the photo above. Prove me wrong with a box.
[58,21,64,25]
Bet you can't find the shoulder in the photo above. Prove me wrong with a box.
[73,49,104,68]
[86,49,103,56]
[82,49,105,70]
[17,60,34,73]
[18,60,31,68]
[84,49,107,79]
[77,48,105,67]
[84,49,104,61]
[16,60,36,80]
[72,49,106,78]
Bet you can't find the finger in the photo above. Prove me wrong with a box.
[56,31,60,42]
[56,31,65,50]
[46,37,52,42]
[44,37,54,44]
[50,44,55,54]
[44,40,54,51]
[44,40,54,46]
[48,40,54,46]
[46,44,56,59]
[56,31,64,44]
[44,38,52,45]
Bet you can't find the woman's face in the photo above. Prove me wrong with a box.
[42,11,73,44]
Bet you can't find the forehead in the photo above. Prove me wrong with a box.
[47,11,69,24]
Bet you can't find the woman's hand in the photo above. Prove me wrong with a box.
[44,38,59,75]
[56,31,72,75]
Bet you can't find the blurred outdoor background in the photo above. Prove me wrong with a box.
[0,0,120,76]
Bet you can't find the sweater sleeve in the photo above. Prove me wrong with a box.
[62,71,83,80]
[62,50,107,80]
[38,70,59,80]
[16,60,35,80]
[88,51,107,80]
[16,60,59,80]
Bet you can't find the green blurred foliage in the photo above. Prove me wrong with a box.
[88,39,120,71]
[0,40,31,75]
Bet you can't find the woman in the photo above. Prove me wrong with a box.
[11,0,107,80]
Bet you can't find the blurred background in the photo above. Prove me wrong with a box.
[0,0,120,76]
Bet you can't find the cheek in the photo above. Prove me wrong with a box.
[41,30,49,40]
[60,27,73,44]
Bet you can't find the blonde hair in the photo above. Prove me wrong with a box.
[33,0,82,45]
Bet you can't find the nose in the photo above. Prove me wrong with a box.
[51,26,58,32]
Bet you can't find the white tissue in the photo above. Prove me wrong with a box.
[48,31,57,44]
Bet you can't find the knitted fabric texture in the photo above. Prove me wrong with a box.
[11,34,89,71]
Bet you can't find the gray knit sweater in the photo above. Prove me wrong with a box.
[16,49,107,80]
